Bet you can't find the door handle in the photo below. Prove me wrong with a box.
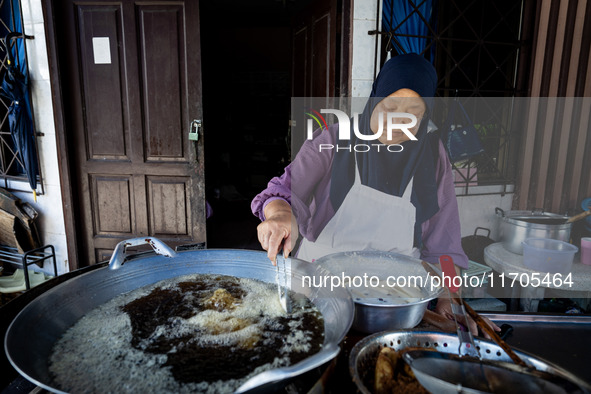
[189,119,201,141]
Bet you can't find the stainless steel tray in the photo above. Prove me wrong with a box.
[485,313,591,386]
[349,330,591,393]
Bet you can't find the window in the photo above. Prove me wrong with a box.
[379,0,532,194]
[0,0,41,193]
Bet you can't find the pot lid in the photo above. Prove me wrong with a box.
[503,211,568,219]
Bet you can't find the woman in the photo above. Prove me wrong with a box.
[251,53,499,335]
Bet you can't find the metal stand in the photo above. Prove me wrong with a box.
[0,245,56,290]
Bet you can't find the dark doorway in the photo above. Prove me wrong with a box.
[200,0,348,250]
[200,1,293,250]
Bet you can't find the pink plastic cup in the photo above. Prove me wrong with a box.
[581,237,591,265]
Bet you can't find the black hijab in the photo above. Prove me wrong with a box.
[329,53,440,246]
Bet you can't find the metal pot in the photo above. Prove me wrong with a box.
[5,238,354,393]
[315,251,443,334]
[495,208,572,255]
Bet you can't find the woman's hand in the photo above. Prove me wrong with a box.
[257,199,295,264]
[434,297,501,339]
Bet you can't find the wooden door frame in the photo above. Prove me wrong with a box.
[290,0,351,98]
[41,0,80,270]
[339,0,352,98]
[42,0,204,269]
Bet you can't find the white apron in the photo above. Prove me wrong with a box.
[297,154,419,262]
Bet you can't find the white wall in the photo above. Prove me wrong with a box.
[12,0,69,274]
[351,0,514,243]
[351,0,380,98]
[456,186,514,241]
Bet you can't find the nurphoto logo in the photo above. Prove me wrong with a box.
[305,109,418,153]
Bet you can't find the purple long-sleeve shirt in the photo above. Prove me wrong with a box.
[251,124,468,269]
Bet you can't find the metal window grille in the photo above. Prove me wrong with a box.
[0,0,42,193]
[377,0,530,195]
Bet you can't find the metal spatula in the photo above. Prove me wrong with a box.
[421,258,491,390]
[421,259,527,366]
[402,349,574,394]
[450,296,481,358]
[275,252,292,313]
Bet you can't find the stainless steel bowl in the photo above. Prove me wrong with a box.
[351,298,433,334]
[349,330,591,394]
[5,238,355,393]
[315,251,443,334]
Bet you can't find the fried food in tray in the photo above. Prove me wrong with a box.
[374,346,428,394]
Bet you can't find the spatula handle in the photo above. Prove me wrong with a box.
[566,209,591,223]
[462,301,528,368]
[421,260,528,368]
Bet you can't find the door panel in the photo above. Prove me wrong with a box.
[56,0,205,266]
[291,0,338,153]
[292,0,337,99]
[311,13,333,97]
[147,176,191,236]
[92,175,134,235]
[78,5,129,161]
[293,26,308,96]
[138,4,187,161]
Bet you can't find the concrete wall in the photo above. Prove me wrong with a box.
[456,186,514,241]
[351,0,380,98]
[14,0,68,274]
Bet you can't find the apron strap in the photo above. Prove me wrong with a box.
[402,178,413,200]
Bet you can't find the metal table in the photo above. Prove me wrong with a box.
[329,312,591,392]
[484,313,591,386]
[484,242,591,311]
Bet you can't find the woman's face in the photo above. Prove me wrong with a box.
[369,88,426,145]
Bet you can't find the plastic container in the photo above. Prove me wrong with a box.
[522,238,578,274]
[580,237,591,265]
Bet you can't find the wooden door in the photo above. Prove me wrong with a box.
[292,0,337,98]
[55,0,205,266]
[290,0,350,153]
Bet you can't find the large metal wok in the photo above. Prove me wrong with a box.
[5,238,354,393]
